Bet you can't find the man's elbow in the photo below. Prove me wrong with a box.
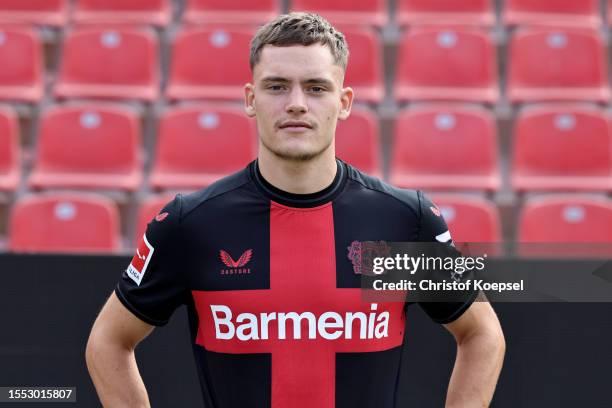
[478,321,506,362]
[85,326,117,373]
[85,330,103,374]
[458,316,505,359]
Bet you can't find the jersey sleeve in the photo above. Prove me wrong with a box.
[115,195,188,326]
[415,191,479,324]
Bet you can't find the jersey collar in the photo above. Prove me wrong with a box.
[250,159,348,208]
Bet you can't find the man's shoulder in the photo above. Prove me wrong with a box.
[178,165,253,219]
[344,163,422,212]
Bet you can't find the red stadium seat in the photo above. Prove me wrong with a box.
[9,193,121,253]
[0,106,19,191]
[0,0,68,26]
[0,27,44,102]
[166,27,251,101]
[183,0,279,25]
[504,0,600,28]
[397,0,494,27]
[390,104,500,191]
[29,104,142,191]
[72,0,172,26]
[508,28,609,103]
[395,27,498,103]
[290,0,387,27]
[512,104,611,192]
[150,105,257,190]
[335,107,381,178]
[55,27,159,101]
[342,28,383,103]
[518,196,612,257]
[134,194,175,246]
[430,195,501,243]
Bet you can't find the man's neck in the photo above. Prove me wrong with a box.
[257,148,338,194]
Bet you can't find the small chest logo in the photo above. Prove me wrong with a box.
[219,249,253,275]
[347,241,391,275]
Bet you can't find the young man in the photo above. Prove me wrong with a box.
[86,13,505,408]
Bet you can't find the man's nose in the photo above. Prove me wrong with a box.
[286,87,308,115]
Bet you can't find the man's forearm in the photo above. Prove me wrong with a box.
[445,329,505,408]
[86,341,151,408]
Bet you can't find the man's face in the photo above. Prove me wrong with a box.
[245,43,353,162]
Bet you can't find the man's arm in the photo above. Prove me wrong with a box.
[443,294,505,408]
[85,292,155,408]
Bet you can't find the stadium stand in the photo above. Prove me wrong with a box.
[8,192,120,253]
[517,196,612,256]
[72,0,172,27]
[55,27,159,101]
[512,104,611,192]
[290,0,387,27]
[183,0,279,25]
[0,27,44,103]
[341,27,383,103]
[0,0,68,26]
[430,194,501,243]
[0,105,19,192]
[508,27,609,103]
[150,104,257,190]
[166,27,252,101]
[335,107,381,178]
[395,26,498,103]
[28,104,143,191]
[503,0,600,28]
[390,104,500,191]
[519,196,612,242]
[397,0,495,27]
[0,0,610,252]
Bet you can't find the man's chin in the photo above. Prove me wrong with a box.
[270,149,322,162]
[261,138,333,163]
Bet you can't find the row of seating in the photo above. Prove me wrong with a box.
[0,25,609,104]
[6,192,612,253]
[2,103,611,193]
[0,0,609,29]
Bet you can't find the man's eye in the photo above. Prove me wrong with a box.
[268,85,285,91]
[310,86,325,93]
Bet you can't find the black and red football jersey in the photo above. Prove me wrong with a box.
[116,159,477,408]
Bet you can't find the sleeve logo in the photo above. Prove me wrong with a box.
[126,234,155,286]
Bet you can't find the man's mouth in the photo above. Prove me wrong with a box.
[279,121,313,130]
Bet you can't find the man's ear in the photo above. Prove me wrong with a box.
[338,86,354,120]
[244,83,256,117]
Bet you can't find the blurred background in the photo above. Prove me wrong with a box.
[1,0,612,255]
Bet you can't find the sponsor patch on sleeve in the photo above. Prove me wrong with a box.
[126,234,154,286]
